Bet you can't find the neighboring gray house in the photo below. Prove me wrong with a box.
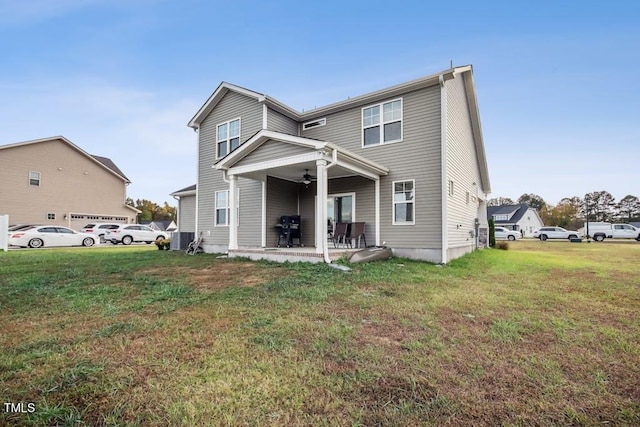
[487,204,544,237]
[188,65,491,263]
[170,184,196,233]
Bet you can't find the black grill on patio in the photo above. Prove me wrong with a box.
[275,215,302,247]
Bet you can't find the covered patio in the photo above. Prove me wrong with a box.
[215,130,389,262]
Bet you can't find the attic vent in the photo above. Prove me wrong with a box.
[302,118,326,130]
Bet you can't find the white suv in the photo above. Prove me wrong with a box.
[81,223,122,243]
[533,227,581,241]
[106,224,168,245]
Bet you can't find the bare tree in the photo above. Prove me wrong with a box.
[487,197,515,207]
[517,193,547,211]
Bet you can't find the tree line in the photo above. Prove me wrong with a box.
[488,192,640,230]
[126,198,177,223]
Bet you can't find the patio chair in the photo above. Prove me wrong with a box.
[332,222,352,248]
[350,222,367,248]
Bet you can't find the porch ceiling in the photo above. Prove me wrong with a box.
[241,161,360,183]
[215,130,389,182]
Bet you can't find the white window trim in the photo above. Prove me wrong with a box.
[214,189,240,227]
[362,98,403,148]
[216,117,241,160]
[328,192,357,223]
[29,171,41,187]
[215,190,229,227]
[302,117,326,130]
[392,179,415,225]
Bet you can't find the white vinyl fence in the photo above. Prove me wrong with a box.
[0,215,8,252]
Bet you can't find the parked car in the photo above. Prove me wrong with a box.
[8,226,98,248]
[533,227,581,241]
[106,224,168,245]
[578,222,640,242]
[81,222,122,243]
[8,224,42,231]
[494,227,521,241]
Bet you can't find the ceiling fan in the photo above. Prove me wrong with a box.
[300,169,316,185]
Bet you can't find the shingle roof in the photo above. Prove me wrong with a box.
[172,184,196,193]
[487,204,531,224]
[92,155,130,182]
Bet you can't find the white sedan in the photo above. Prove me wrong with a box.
[8,226,99,248]
[494,226,521,241]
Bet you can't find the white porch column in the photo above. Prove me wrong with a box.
[375,178,381,246]
[229,174,238,250]
[261,180,267,247]
[315,159,328,254]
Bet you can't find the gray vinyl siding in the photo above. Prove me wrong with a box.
[237,178,262,246]
[178,195,196,232]
[197,91,263,247]
[301,86,443,249]
[297,183,315,247]
[235,140,310,168]
[267,108,299,135]
[329,176,376,245]
[266,177,299,246]
[294,176,376,247]
[445,75,483,248]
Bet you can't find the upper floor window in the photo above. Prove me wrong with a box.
[217,118,241,159]
[362,99,402,147]
[29,171,41,186]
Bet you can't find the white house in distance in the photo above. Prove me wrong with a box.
[186,65,491,263]
[487,204,544,237]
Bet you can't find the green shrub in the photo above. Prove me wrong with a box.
[488,218,496,248]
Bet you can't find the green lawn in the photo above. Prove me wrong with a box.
[1,241,639,426]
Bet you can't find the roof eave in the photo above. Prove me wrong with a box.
[188,82,267,128]
[300,69,456,120]
[460,67,491,194]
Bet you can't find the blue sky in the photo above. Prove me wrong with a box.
[1,0,638,206]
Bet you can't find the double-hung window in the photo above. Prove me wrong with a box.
[362,99,402,147]
[29,171,41,186]
[215,189,240,226]
[215,191,229,226]
[393,180,415,225]
[216,118,241,159]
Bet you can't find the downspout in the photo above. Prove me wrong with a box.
[323,148,338,263]
[194,125,200,237]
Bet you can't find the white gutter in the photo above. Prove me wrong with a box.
[323,148,338,263]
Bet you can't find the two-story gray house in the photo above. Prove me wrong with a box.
[188,65,491,263]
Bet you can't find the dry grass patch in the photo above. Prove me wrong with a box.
[1,243,639,425]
